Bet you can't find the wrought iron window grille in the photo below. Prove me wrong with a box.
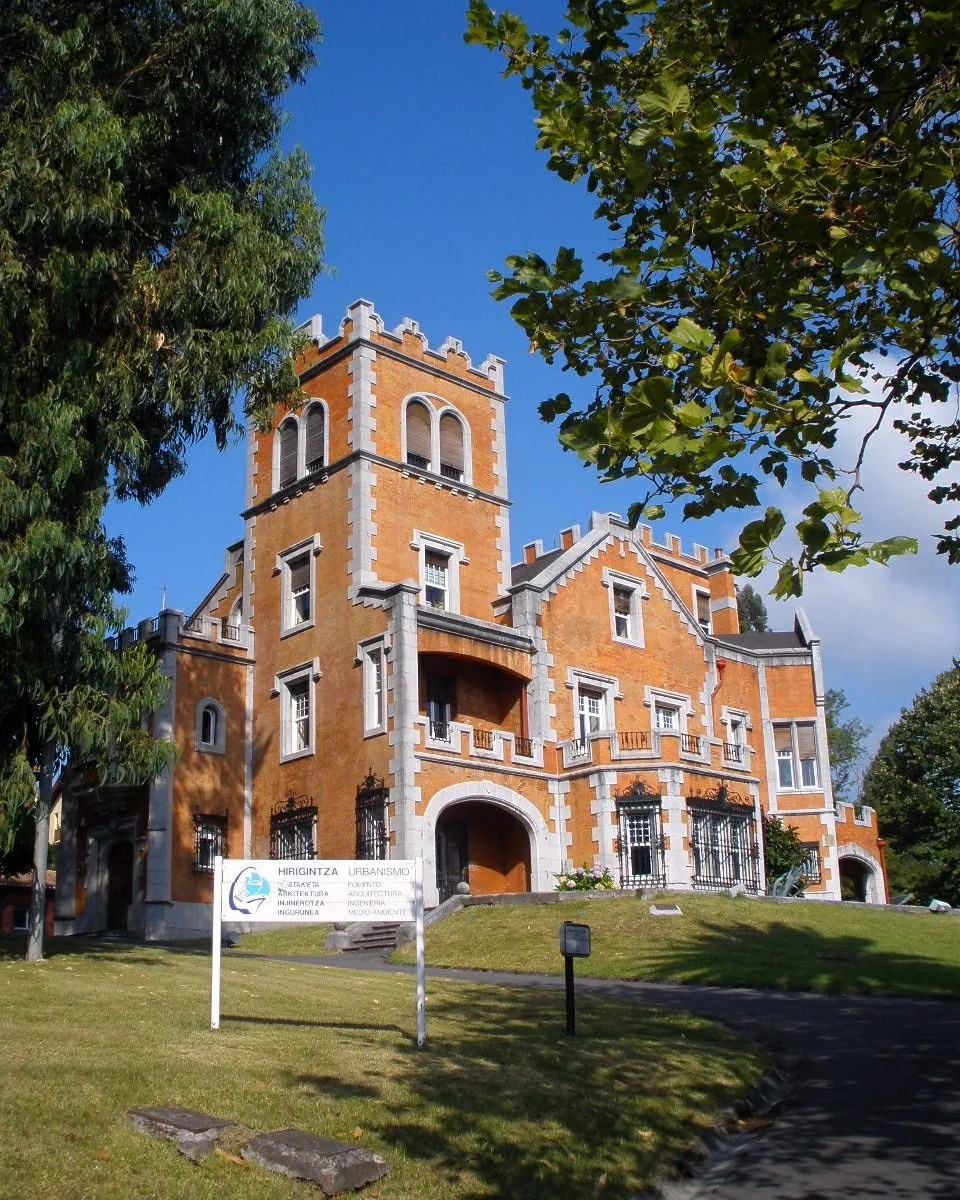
[355,770,389,860]
[269,792,317,860]
[193,810,227,873]
[615,779,666,888]
[802,843,822,883]
[686,783,761,892]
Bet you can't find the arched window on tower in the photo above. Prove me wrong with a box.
[405,399,432,470]
[304,404,325,474]
[277,419,298,489]
[438,412,465,481]
[196,698,226,754]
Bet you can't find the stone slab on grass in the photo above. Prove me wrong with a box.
[242,1128,389,1194]
[127,1106,249,1163]
[650,903,683,917]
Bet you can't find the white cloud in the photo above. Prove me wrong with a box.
[756,398,960,750]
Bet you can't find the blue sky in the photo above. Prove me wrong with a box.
[103,2,959,766]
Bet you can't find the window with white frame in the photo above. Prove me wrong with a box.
[577,687,605,740]
[276,536,321,636]
[694,588,712,634]
[277,664,316,760]
[424,550,450,610]
[196,698,225,754]
[603,569,644,646]
[655,702,680,732]
[774,722,819,789]
[361,640,387,735]
[613,587,633,639]
[414,531,465,614]
[724,711,748,764]
[426,674,454,741]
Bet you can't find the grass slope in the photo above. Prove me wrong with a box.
[394,894,960,998]
[0,936,764,1199]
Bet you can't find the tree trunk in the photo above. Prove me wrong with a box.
[26,740,56,962]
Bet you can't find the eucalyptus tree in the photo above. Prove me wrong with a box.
[0,0,325,958]
[467,0,960,595]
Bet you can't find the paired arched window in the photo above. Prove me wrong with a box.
[196,698,226,754]
[272,401,329,493]
[403,397,470,483]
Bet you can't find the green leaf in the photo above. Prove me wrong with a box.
[665,318,714,353]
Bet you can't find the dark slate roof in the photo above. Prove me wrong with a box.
[719,631,805,650]
[510,547,566,587]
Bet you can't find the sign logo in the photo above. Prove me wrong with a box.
[227,866,271,915]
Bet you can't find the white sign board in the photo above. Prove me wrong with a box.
[219,858,417,923]
[210,856,426,1046]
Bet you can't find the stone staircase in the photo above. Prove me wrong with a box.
[341,921,405,953]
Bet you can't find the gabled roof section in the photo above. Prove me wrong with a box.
[510,547,565,587]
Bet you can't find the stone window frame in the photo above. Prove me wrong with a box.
[566,667,622,742]
[401,393,473,485]
[411,529,468,615]
[719,705,752,768]
[602,567,646,648]
[195,697,226,755]
[273,414,300,492]
[357,634,389,737]
[273,659,321,763]
[691,584,713,635]
[274,534,322,638]
[772,719,820,792]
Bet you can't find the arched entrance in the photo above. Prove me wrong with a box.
[839,856,872,902]
[106,841,134,930]
[435,802,532,902]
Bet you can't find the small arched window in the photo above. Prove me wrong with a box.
[277,419,298,489]
[304,405,325,473]
[196,699,225,754]
[405,399,432,470]
[438,412,465,481]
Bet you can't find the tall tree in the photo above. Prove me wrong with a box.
[0,0,325,959]
[824,687,870,802]
[861,664,960,905]
[466,0,960,595]
[735,584,768,633]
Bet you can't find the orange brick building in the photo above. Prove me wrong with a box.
[54,300,886,938]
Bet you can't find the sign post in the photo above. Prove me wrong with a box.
[211,853,223,1030]
[210,858,424,1042]
[559,921,591,1036]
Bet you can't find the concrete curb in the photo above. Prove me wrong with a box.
[631,1051,805,1200]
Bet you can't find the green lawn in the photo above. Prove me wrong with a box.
[0,935,764,1199]
[230,924,332,956]
[392,893,960,998]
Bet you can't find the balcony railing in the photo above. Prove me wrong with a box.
[473,728,496,751]
[680,733,702,755]
[440,462,463,481]
[222,623,242,642]
[618,730,650,752]
[513,736,534,758]
[569,737,590,760]
[429,719,451,743]
[406,452,429,470]
[723,742,743,763]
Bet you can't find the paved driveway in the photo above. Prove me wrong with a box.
[252,953,960,1199]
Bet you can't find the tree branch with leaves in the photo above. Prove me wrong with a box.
[466,0,960,595]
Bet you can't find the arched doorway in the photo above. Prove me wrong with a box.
[106,841,134,930]
[435,802,531,902]
[839,856,873,902]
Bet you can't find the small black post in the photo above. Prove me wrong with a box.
[564,953,576,1035]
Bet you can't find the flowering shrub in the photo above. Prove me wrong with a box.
[555,864,615,892]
